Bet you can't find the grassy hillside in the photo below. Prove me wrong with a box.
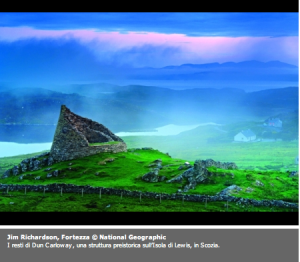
[0,148,298,212]
[122,123,298,172]
[0,150,49,176]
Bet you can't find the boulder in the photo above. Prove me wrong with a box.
[12,165,20,176]
[47,157,54,166]
[148,159,162,169]
[194,159,237,170]
[289,171,298,177]
[182,167,194,178]
[255,180,264,187]
[29,158,36,170]
[142,170,159,182]
[41,158,48,166]
[217,185,242,196]
[20,162,28,172]
[32,160,41,171]
[245,187,254,193]
[21,159,30,164]
[166,167,193,183]
[2,169,12,178]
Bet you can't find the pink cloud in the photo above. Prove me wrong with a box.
[0,26,298,66]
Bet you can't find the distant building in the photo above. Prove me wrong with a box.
[234,129,256,142]
[264,118,282,128]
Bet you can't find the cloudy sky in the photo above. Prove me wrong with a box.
[0,12,298,78]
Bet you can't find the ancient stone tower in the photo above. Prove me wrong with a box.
[50,105,127,162]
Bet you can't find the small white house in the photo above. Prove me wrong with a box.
[234,129,256,142]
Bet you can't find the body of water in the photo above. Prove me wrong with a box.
[0,142,52,158]
[0,123,220,157]
[115,123,221,136]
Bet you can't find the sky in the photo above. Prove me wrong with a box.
[0,12,298,68]
[0,12,298,89]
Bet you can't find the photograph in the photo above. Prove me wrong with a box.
[0,12,298,225]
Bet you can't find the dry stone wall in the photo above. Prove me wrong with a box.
[2,142,126,179]
[0,183,297,209]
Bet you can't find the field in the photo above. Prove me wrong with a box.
[0,119,298,213]
[0,147,298,212]
[0,191,295,213]
[122,125,298,172]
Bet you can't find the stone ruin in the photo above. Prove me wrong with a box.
[49,105,127,162]
[1,105,127,178]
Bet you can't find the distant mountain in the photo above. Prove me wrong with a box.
[1,58,298,92]
[119,60,298,91]
[161,60,298,70]
[0,88,171,131]
[110,85,298,124]
[1,85,297,131]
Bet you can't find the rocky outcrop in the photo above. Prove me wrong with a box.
[289,171,298,177]
[142,159,165,182]
[217,185,242,196]
[50,105,126,162]
[167,159,238,192]
[195,159,237,170]
[142,169,159,182]
[2,169,12,179]
[1,152,53,179]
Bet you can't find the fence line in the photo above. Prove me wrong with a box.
[0,183,298,209]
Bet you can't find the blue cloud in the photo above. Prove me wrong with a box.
[0,12,298,37]
[0,38,110,85]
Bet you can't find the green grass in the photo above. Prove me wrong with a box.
[0,191,295,212]
[89,141,120,146]
[0,148,298,213]
[0,150,49,175]
[1,149,187,194]
[0,119,298,212]
[189,166,298,202]
[121,125,298,172]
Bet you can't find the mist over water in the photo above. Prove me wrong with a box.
[94,80,299,92]
[0,142,52,158]
[116,123,221,136]
[0,123,223,157]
